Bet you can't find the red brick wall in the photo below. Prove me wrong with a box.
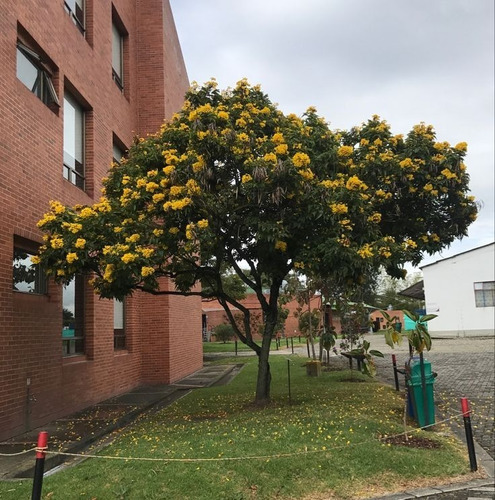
[0,0,201,441]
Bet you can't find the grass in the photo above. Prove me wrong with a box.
[0,356,472,500]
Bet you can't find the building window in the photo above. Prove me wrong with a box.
[114,299,126,349]
[112,22,124,90]
[13,243,47,294]
[63,276,85,356]
[16,41,59,108]
[474,281,495,307]
[64,0,85,34]
[63,91,85,189]
[113,142,125,164]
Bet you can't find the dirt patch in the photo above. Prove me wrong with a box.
[380,434,441,449]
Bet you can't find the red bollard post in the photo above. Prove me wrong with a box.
[461,398,477,472]
[392,354,400,391]
[32,431,48,500]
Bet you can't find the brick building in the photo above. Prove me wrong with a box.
[0,0,202,441]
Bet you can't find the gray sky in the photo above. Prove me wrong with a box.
[170,0,494,267]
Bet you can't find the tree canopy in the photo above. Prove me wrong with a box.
[33,79,478,402]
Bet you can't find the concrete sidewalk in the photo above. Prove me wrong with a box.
[0,363,241,480]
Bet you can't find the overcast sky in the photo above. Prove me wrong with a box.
[170,0,494,268]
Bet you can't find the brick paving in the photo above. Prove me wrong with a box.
[370,337,495,460]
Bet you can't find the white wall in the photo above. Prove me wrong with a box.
[422,243,495,337]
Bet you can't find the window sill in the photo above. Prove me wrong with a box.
[114,349,130,356]
[63,354,88,365]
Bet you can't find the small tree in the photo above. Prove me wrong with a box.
[33,80,477,404]
[213,323,236,343]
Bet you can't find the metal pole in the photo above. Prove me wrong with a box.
[291,337,294,354]
[461,398,478,472]
[235,340,238,356]
[287,359,291,404]
[31,431,48,500]
[392,354,400,391]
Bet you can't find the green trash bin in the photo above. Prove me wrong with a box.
[407,357,436,427]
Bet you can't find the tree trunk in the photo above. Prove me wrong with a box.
[255,306,277,403]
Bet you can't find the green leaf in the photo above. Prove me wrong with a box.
[384,330,394,349]
[419,314,437,323]
[369,350,384,358]
[403,310,418,322]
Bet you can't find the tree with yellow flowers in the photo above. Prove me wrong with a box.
[34,79,477,403]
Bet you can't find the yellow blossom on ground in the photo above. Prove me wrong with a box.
[141,266,155,277]
[337,145,353,157]
[274,240,287,252]
[75,238,86,249]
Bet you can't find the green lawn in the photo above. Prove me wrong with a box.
[1,356,472,499]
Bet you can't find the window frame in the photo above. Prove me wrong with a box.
[474,281,495,308]
[63,91,86,190]
[62,276,85,356]
[12,241,48,295]
[16,40,59,108]
[64,0,85,35]
[112,22,124,90]
[113,299,126,350]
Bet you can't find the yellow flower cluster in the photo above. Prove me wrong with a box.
[51,238,64,249]
[79,207,96,218]
[163,198,192,211]
[272,132,284,144]
[454,142,467,152]
[399,158,414,169]
[337,146,353,157]
[75,238,86,249]
[197,219,209,229]
[62,222,83,234]
[49,200,66,214]
[30,255,41,264]
[292,152,310,168]
[125,234,141,243]
[241,174,253,184]
[66,252,78,264]
[274,240,287,252]
[263,153,277,164]
[121,253,137,264]
[186,179,201,195]
[357,244,374,259]
[169,227,179,234]
[320,179,343,189]
[298,169,314,181]
[37,213,56,227]
[274,144,288,155]
[367,213,381,224]
[379,247,392,258]
[192,156,205,172]
[141,266,155,277]
[330,203,348,214]
[346,175,368,191]
[103,264,114,282]
[440,168,457,180]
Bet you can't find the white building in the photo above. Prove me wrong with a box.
[421,242,495,337]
